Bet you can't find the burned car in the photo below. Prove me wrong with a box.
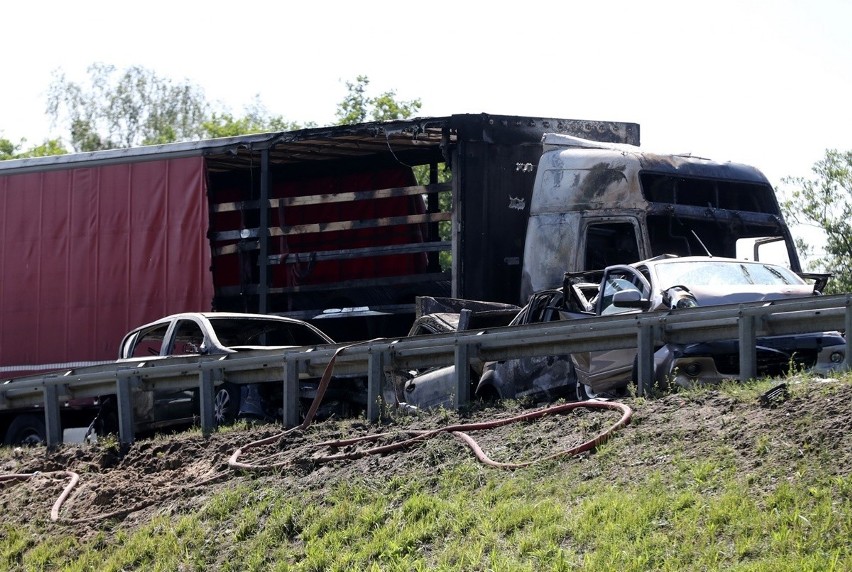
[480,255,846,402]
[118,312,357,430]
[570,255,845,397]
[387,298,519,410]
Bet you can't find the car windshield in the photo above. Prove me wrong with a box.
[652,260,803,288]
[209,318,330,347]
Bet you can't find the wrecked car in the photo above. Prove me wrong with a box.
[118,312,356,430]
[480,255,845,403]
[387,298,519,410]
[568,255,846,398]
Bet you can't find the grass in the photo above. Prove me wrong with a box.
[2,374,852,571]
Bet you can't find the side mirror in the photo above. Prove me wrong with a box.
[612,289,652,310]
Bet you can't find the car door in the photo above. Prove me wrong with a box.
[478,290,579,401]
[572,266,652,393]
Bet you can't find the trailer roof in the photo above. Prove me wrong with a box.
[0,113,640,175]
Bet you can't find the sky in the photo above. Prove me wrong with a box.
[2,1,850,215]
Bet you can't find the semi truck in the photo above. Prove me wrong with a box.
[0,112,805,443]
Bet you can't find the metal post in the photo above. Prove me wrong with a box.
[450,143,461,298]
[43,382,62,448]
[738,312,757,381]
[198,369,215,436]
[454,342,472,407]
[115,374,137,446]
[846,296,852,372]
[282,359,300,427]
[367,351,387,422]
[636,324,654,396]
[259,147,270,313]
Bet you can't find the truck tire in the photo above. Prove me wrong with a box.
[4,414,47,446]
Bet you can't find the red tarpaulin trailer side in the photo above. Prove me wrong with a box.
[0,157,212,372]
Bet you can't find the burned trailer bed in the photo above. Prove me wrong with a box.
[201,114,639,341]
[0,113,639,377]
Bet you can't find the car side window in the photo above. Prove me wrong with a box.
[171,320,205,354]
[597,268,651,316]
[128,324,170,358]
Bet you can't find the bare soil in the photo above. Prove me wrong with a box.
[2,377,851,542]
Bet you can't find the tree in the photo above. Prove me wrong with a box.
[781,149,852,294]
[202,96,312,139]
[0,136,67,160]
[335,75,421,125]
[45,64,313,151]
[47,63,212,151]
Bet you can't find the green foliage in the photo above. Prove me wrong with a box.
[47,63,212,151]
[44,64,307,152]
[335,75,421,126]
[0,136,67,160]
[781,149,852,293]
[201,96,314,139]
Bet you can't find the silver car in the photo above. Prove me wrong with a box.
[569,256,845,398]
[480,255,845,402]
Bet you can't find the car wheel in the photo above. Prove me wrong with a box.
[213,384,240,426]
[576,383,608,401]
[4,414,47,446]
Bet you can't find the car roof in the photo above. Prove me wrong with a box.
[126,312,330,337]
[639,256,778,267]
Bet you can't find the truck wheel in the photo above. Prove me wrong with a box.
[4,414,47,446]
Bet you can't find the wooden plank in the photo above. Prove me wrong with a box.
[214,271,450,297]
[272,212,452,237]
[213,240,451,259]
[211,183,451,213]
[211,212,451,241]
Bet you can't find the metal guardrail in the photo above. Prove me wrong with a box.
[2,294,850,447]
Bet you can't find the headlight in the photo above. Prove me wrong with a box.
[664,286,699,310]
[830,351,844,364]
[683,362,702,377]
[675,296,699,309]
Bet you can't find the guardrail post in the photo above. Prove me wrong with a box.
[198,369,215,436]
[454,342,472,407]
[846,296,852,372]
[282,359,300,428]
[43,382,63,448]
[739,311,757,381]
[636,324,654,396]
[367,350,387,422]
[116,374,137,447]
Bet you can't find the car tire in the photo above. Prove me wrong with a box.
[213,383,240,426]
[576,382,608,401]
[4,414,47,446]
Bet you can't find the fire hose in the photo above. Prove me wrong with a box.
[2,342,633,522]
[228,343,633,470]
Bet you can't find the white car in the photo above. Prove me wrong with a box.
[479,255,845,402]
[568,256,845,398]
[118,312,352,429]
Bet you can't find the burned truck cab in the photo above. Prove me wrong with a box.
[520,134,799,302]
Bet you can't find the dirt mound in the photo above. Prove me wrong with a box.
[2,378,851,541]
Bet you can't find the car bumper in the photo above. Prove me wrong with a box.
[660,333,846,388]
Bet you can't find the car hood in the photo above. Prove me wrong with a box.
[685,284,815,306]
